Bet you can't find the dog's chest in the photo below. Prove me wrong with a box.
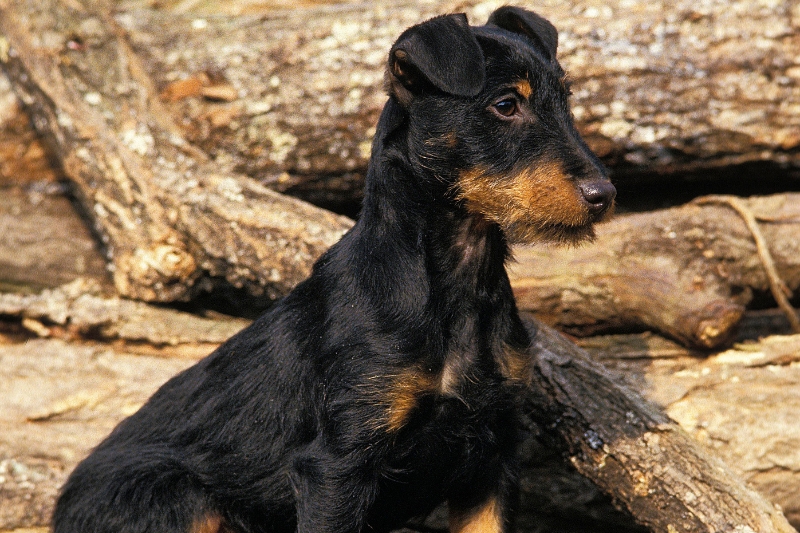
[371,378,513,526]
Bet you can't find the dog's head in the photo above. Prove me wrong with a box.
[386,7,615,244]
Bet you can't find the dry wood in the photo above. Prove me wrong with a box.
[1,0,798,530]
[2,0,800,304]
[0,289,796,531]
[112,0,800,206]
[2,171,798,351]
[518,318,796,533]
[0,186,111,294]
[0,278,249,349]
[508,193,800,349]
[579,330,800,527]
[0,0,353,303]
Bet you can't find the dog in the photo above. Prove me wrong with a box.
[53,7,614,533]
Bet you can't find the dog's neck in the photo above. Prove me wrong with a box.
[343,100,525,358]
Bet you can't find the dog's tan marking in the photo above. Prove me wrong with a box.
[496,345,531,384]
[191,513,223,533]
[450,497,504,533]
[456,162,589,243]
[385,369,437,432]
[514,79,533,99]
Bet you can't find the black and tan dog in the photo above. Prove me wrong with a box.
[53,7,614,533]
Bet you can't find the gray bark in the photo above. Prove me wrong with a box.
[115,0,800,202]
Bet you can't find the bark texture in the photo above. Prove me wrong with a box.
[508,193,800,349]
[0,0,353,303]
[580,330,800,527]
[114,0,800,200]
[518,319,796,533]
[2,0,800,303]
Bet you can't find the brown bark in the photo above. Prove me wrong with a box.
[113,0,800,205]
[1,0,799,305]
[3,166,799,351]
[508,193,800,349]
[0,187,111,293]
[579,328,800,527]
[0,1,798,530]
[0,0,353,303]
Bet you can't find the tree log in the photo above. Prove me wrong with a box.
[3,154,799,351]
[0,0,353,303]
[508,193,800,349]
[517,318,795,533]
[2,0,800,303]
[114,0,800,206]
[0,289,796,531]
[579,329,800,527]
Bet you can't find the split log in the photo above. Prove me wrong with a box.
[0,279,249,351]
[0,0,353,304]
[508,193,800,349]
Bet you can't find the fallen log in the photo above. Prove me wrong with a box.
[0,0,353,303]
[508,193,800,349]
[114,0,800,207]
[0,286,796,531]
[579,329,800,527]
[3,154,798,351]
[2,0,800,305]
[517,318,796,533]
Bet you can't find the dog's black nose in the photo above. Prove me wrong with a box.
[579,180,616,215]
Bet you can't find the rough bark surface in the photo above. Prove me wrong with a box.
[2,0,800,303]
[4,170,800,350]
[114,0,800,201]
[1,0,799,531]
[508,193,800,349]
[519,319,796,533]
[580,330,800,527]
[0,0,353,303]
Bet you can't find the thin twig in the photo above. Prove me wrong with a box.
[693,195,800,333]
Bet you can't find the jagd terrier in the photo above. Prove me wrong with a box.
[53,7,615,533]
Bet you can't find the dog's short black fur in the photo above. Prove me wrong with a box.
[53,7,614,533]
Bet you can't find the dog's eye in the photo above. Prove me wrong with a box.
[493,98,518,117]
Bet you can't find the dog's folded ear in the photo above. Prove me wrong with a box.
[388,13,485,104]
[487,7,558,60]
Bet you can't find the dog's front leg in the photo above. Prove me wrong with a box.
[447,459,518,533]
[448,492,516,533]
[290,451,378,533]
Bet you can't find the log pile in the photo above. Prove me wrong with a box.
[1,0,799,531]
